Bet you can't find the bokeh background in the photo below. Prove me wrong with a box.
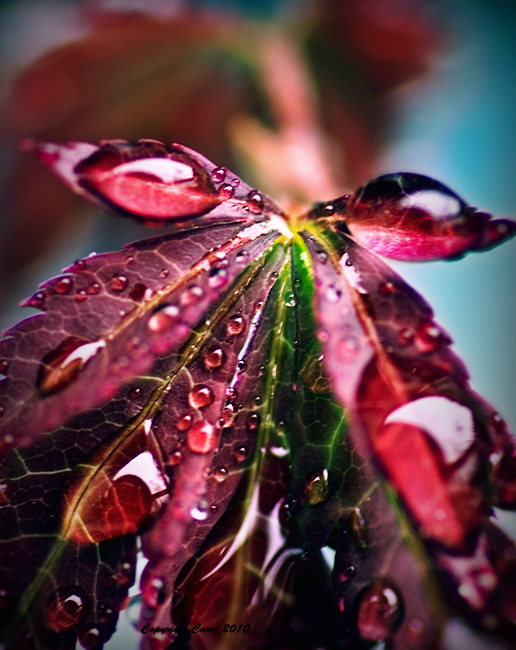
[1,1,515,648]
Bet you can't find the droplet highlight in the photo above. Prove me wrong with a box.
[304,468,329,505]
[204,346,226,370]
[54,277,73,294]
[188,385,214,409]
[226,315,245,336]
[246,190,264,214]
[46,586,88,633]
[187,421,217,454]
[356,578,403,641]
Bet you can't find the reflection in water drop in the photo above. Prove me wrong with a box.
[46,585,88,633]
[219,183,235,200]
[226,315,245,336]
[176,413,192,431]
[204,346,226,370]
[247,413,260,430]
[211,167,226,183]
[148,304,180,332]
[246,190,264,214]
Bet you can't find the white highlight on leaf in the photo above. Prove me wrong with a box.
[400,190,461,218]
[237,214,294,242]
[61,340,105,368]
[114,451,167,495]
[385,396,475,464]
[113,158,194,184]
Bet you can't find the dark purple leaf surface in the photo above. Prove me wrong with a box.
[2,140,516,650]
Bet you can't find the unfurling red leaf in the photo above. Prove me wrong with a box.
[1,140,516,650]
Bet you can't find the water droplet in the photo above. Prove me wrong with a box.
[214,467,228,482]
[402,617,424,647]
[284,292,296,307]
[126,595,142,629]
[337,564,356,585]
[212,167,227,183]
[208,265,228,289]
[189,385,214,409]
[0,360,8,375]
[219,183,235,200]
[246,190,264,214]
[356,578,403,641]
[96,602,115,624]
[128,386,141,399]
[70,259,86,272]
[37,336,96,396]
[247,413,260,430]
[180,285,204,306]
[129,282,148,302]
[78,626,101,650]
[415,322,441,353]
[226,387,238,399]
[110,275,128,292]
[23,291,46,309]
[143,576,166,608]
[379,281,398,296]
[54,277,73,294]
[325,284,341,303]
[237,359,247,371]
[258,364,266,376]
[336,336,360,362]
[204,346,226,370]
[75,290,87,302]
[148,304,180,332]
[191,498,209,520]
[86,282,101,295]
[235,446,248,462]
[269,271,279,281]
[323,204,335,216]
[397,328,414,346]
[304,468,329,505]
[187,421,217,453]
[126,256,134,265]
[220,404,235,428]
[46,585,88,633]
[159,268,169,279]
[168,449,183,466]
[349,508,368,549]
[316,249,328,263]
[176,414,192,431]
[236,250,249,263]
[226,315,245,336]
[253,395,262,406]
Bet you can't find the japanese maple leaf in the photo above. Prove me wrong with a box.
[1,139,516,650]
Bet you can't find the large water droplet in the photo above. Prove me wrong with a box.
[110,274,128,292]
[148,304,180,332]
[211,167,226,184]
[356,578,403,641]
[191,498,209,520]
[187,421,217,453]
[220,404,235,428]
[46,585,88,633]
[246,190,264,214]
[188,385,214,409]
[54,277,73,294]
[349,508,368,549]
[37,336,101,396]
[204,346,226,370]
[226,315,245,336]
[304,468,329,505]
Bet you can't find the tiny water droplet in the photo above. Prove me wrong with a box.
[159,269,169,279]
[189,385,214,409]
[220,404,235,428]
[293,278,302,288]
[219,183,235,200]
[75,290,87,302]
[128,386,141,399]
[0,360,8,375]
[336,335,360,362]
[246,190,264,214]
[54,277,73,294]
[187,421,217,453]
[379,281,398,296]
[215,467,228,482]
[24,291,46,309]
[237,359,247,371]
[110,275,128,292]
[226,314,245,336]
[397,328,414,346]
[349,508,368,549]
[284,292,296,307]
[235,446,248,462]
[415,322,441,353]
[356,578,403,641]
[226,387,238,399]
[316,249,328,263]
[126,256,134,265]
[78,626,101,650]
[337,564,356,585]
[253,395,262,406]
[269,271,279,281]
[402,617,424,646]
[148,304,180,332]
[345,257,353,267]
[304,468,329,505]
[236,250,249,263]
[176,414,192,431]
[46,586,88,633]
[208,266,228,288]
[212,167,227,183]
[191,498,210,520]
[126,595,142,629]
[181,285,204,306]
[168,449,183,466]
[204,346,226,370]
[258,364,265,376]
[323,204,335,216]
[247,413,260,430]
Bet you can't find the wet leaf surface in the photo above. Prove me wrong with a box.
[1,141,516,650]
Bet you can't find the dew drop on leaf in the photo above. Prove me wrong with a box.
[191,498,209,520]
[246,190,264,214]
[53,276,73,294]
[159,268,169,279]
[214,467,228,482]
[349,508,369,549]
[237,359,247,371]
[247,413,260,430]
[23,291,46,309]
[87,282,101,295]
[208,266,228,289]
[180,285,204,306]
[325,284,342,303]
[46,585,88,633]
[414,322,441,353]
[235,446,248,462]
[336,564,356,585]
[168,449,183,466]
[188,385,214,409]
[336,336,360,362]
[304,468,329,505]
[187,421,217,453]
[78,626,101,650]
[220,404,235,428]
[226,314,245,336]
[75,290,87,302]
[284,292,296,307]
[204,346,226,370]
[236,250,249,263]
[37,336,96,396]
[356,578,403,641]
[148,304,180,332]
[211,167,226,183]
[110,274,128,292]
[219,183,235,200]
[379,281,398,296]
[176,414,192,431]
[0,360,8,375]
[129,282,148,302]
[397,328,414,346]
